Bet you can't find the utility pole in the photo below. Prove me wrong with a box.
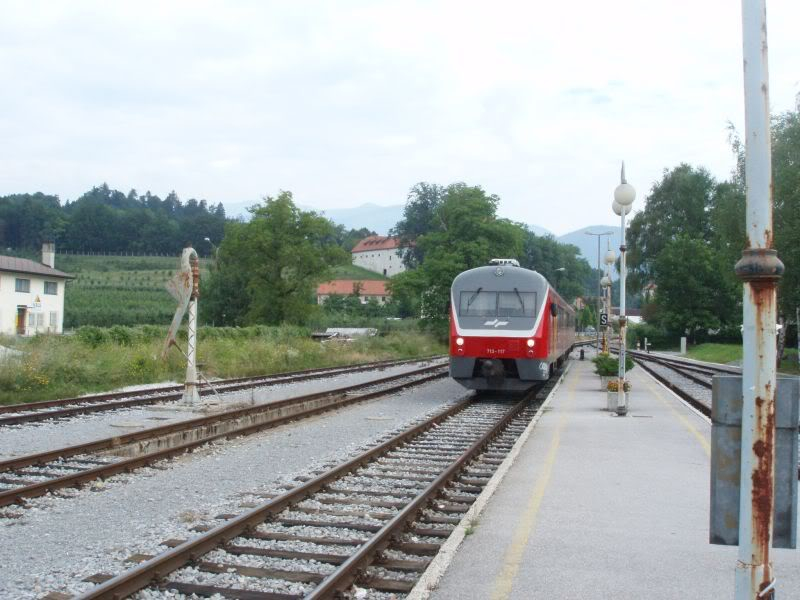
[585,231,613,353]
[734,1,783,598]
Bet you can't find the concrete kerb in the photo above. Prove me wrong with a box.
[407,361,572,600]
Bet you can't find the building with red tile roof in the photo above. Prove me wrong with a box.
[316,279,390,305]
[350,236,408,277]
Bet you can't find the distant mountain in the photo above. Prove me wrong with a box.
[317,203,404,235]
[557,225,621,271]
[526,224,553,237]
[223,200,618,269]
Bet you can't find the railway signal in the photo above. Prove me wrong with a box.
[163,244,202,405]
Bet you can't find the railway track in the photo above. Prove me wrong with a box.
[625,349,800,479]
[0,364,447,508]
[69,374,556,600]
[611,349,737,416]
[0,356,443,427]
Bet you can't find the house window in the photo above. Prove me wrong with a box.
[44,281,58,295]
[15,278,30,293]
[28,312,35,328]
[49,312,58,329]
[36,313,44,328]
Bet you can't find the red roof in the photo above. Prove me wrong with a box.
[316,279,389,297]
[351,236,404,253]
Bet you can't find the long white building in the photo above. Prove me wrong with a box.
[0,242,72,335]
[351,236,407,277]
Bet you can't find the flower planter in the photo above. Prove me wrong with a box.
[600,376,611,391]
[607,391,631,412]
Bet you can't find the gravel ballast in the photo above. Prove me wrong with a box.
[0,360,444,460]
[0,376,466,599]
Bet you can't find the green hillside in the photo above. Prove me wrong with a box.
[60,254,210,328]
[328,264,389,280]
[59,255,387,328]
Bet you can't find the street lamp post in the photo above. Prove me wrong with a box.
[612,163,635,416]
[602,242,616,353]
[585,231,613,352]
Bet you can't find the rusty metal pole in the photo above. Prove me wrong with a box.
[734,1,784,598]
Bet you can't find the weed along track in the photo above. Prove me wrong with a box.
[0,356,444,427]
[0,365,447,508]
[71,374,559,600]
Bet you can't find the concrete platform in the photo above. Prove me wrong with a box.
[426,351,800,600]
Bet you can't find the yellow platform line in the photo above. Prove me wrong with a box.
[641,374,711,456]
[490,372,577,600]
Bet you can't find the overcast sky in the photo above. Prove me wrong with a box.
[1,1,798,235]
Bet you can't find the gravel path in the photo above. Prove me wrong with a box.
[0,359,443,460]
[0,376,466,599]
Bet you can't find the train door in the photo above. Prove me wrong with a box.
[16,306,26,335]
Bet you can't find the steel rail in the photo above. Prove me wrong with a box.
[306,395,529,598]
[0,355,444,426]
[0,370,446,508]
[0,363,444,473]
[0,368,447,507]
[74,397,477,600]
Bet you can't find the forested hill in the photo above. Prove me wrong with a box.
[0,184,227,255]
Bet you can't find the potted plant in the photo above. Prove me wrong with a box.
[606,378,632,411]
[592,353,617,391]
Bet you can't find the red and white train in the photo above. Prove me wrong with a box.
[449,259,576,391]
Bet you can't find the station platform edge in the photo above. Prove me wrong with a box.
[423,350,800,600]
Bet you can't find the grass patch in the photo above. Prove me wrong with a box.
[0,327,446,406]
[684,343,742,364]
[684,343,800,374]
[328,264,389,280]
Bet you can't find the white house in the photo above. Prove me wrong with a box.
[0,242,72,335]
[351,236,408,277]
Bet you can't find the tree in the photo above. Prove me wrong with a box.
[202,191,347,325]
[390,183,524,334]
[390,182,446,267]
[652,236,733,342]
[520,231,593,301]
[626,164,717,291]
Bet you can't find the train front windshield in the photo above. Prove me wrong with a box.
[459,291,537,318]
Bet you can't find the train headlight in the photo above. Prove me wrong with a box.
[526,339,535,348]
[456,337,464,346]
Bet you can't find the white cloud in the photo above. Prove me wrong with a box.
[0,0,797,234]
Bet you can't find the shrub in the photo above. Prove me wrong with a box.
[593,353,634,376]
[76,326,109,347]
[109,325,136,346]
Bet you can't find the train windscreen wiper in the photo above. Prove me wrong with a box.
[513,287,524,310]
[467,287,483,308]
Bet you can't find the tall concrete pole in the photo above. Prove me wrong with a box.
[734,1,783,598]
